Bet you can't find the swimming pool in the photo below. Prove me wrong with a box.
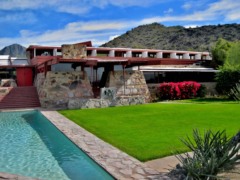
[0,110,114,180]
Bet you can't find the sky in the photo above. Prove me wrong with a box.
[0,0,240,49]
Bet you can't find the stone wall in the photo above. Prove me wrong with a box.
[67,70,150,109]
[106,70,151,102]
[0,79,17,97]
[0,79,17,87]
[35,70,150,109]
[0,87,12,96]
[68,96,145,109]
[62,43,86,59]
[35,71,93,108]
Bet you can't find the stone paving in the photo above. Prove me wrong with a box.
[0,172,37,180]
[41,110,171,180]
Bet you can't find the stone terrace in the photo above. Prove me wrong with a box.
[41,110,172,180]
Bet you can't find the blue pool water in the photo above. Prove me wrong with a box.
[0,110,114,180]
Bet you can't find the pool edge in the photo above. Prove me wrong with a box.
[40,110,170,180]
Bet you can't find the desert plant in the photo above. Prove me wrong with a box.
[229,82,240,101]
[171,129,240,180]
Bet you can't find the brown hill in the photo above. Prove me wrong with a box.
[101,23,240,51]
[0,44,26,57]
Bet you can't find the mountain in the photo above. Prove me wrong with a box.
[101,23,240,51]
[0,44,26,57]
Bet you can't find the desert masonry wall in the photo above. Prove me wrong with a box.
[35,70,150,109]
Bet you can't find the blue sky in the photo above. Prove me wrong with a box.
[0,0,240,49]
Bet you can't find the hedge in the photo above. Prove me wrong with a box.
[158,81,203,100]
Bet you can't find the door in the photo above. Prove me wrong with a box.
[16,67,33,86]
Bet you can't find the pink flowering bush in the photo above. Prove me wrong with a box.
[158,81,202,100]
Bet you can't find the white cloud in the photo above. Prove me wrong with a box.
[1,0,240,49]
[0,12,37,24]
[182,0,213,11]
[66,21,129,31]
[99,0,163,7]
[182,3,191,10]
[141,0,240,24]
[164,8,173,14]
[226,10,240,21]
[109,35,120,40]
[184,24,198,28]
[0,0,42,10]
[0,20,131,49]
[207,0,240,21]
[0,0,165,15]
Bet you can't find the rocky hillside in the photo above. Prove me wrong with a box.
[101,23,240,51]
[0,44,26,57]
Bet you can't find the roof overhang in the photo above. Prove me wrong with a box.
[0,65,35,68]
[134,65,218,72]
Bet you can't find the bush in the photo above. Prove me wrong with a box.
[215,68,240,95]
[229,82,240,101]
[158,81,203,100]
[170,129,240,180]
[197,84,206,98]
[211,38,232,67]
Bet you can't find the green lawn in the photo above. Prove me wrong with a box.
[59,102,240,162]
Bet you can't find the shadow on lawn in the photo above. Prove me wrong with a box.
[178,98,237,104]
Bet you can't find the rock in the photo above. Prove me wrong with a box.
[62,43,87,59]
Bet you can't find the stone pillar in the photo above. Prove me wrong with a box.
[34,48,36,57]
[53,48,57,56]
[62,44,87,59]
[156,52,163,58]
[108,50,115,57]
[183,53,190,59]
[91,49,97,56]
[170,52,177,59]
[126,51,132,57]
[142,51,148,58]
[195,53,201,60]
[206,55,212,60]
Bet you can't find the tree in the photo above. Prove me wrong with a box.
[213,39,240,95]
[226,41,240,69]
[211,38,232,67]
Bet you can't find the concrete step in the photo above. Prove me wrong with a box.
[0,86,41,109]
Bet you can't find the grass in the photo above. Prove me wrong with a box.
[59,102,240,162]
[173,97,237,104]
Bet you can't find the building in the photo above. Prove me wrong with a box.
[0,41,217,109]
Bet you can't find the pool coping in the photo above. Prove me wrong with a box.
[1,108,171,180]
[40,110,172,180]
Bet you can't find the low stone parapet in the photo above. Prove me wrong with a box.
[0,79,17,87]
[0,87,12,97]
[68,96,145,109]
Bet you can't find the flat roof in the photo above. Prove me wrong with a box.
[133,65,218,72]
[87,47,210,55]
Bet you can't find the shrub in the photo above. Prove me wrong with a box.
[158,81,202,100]
[215,68,240,95]
[170,129,240,180]
[229,82,240,101]
[197,84,206,98]
[158,82,180,100]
